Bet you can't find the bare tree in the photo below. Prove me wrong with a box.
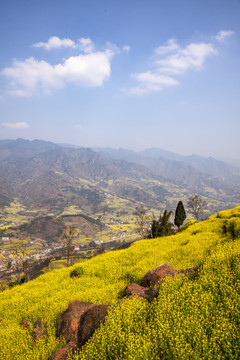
[133,206,149,238]
[187,195,207,220]
[13,239,30,281]
[61,226,77,266]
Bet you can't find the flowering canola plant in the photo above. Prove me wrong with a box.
[0,206,239,359]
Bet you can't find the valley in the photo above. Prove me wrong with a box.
[0,204,239,359]
[0,139,240,285]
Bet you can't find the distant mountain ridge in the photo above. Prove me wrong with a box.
[0,140,173,215]
[0,138,59,161]
[0,139,239,217]
[94,147,240,185]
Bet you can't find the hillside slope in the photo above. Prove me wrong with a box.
[0,140,176,215]
[0,206,239,359]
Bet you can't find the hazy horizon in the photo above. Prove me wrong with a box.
[1,137,240,166]
[1,0,240,160]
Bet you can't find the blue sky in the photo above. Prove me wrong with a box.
[0,0,240,160]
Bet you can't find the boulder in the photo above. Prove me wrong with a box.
[57,300,95,343]
[123,283,153,300]
[140,263,177,287]
[70,269,80,278]
[77,304,109,348]
[33,319,46,341]
[20,319,31,330]
[48,342,76,360]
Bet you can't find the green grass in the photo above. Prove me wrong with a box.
[0,206,239,359]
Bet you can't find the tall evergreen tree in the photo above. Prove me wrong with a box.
[174,201,186,231]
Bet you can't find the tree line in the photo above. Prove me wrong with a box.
[134,194,207,239]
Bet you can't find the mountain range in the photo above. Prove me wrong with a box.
[93,146,240,185]
[0,138,240,219]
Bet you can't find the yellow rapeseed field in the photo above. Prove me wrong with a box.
[0,206,239,359]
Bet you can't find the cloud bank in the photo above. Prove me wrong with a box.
[127,30,234,95]
[2,37,119,97]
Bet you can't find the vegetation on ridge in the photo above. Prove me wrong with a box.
[0,206,239,359]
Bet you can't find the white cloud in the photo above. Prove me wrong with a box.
[156,42,217,75]
[2,122,30,129]
[128,35,220,95]
[215,30,234,42]
[78,37,95,53]
[2,40,118,96]
[33,36,77,50]
[129,71,178,94]
[33,36,96,53]
[155,38,179,55]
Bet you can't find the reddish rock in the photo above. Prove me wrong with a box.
[57,300,95,343]
[20,319,31,330]
[140,263,177,287]
[48,342,76,360]
[33,319,46,341]
[77,304,109,348]
[123,283,153,300]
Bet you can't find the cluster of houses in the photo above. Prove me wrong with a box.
[0,237,125,275]
[0,216,138,285]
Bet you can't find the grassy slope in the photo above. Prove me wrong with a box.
[0,207,239,359]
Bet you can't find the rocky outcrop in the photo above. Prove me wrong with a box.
[49,263,202,359]
[49,301,110,360]
[33,319,46,342]
[77,304,110,347]
[139,263,202,288]
[140,263,177,288]
[123,283,153,301]
[123,263,202,301]
[57,300,95,343]
[20,319,31,330]
[49,342,76,360]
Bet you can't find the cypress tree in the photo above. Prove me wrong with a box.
[174,201,186,231]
